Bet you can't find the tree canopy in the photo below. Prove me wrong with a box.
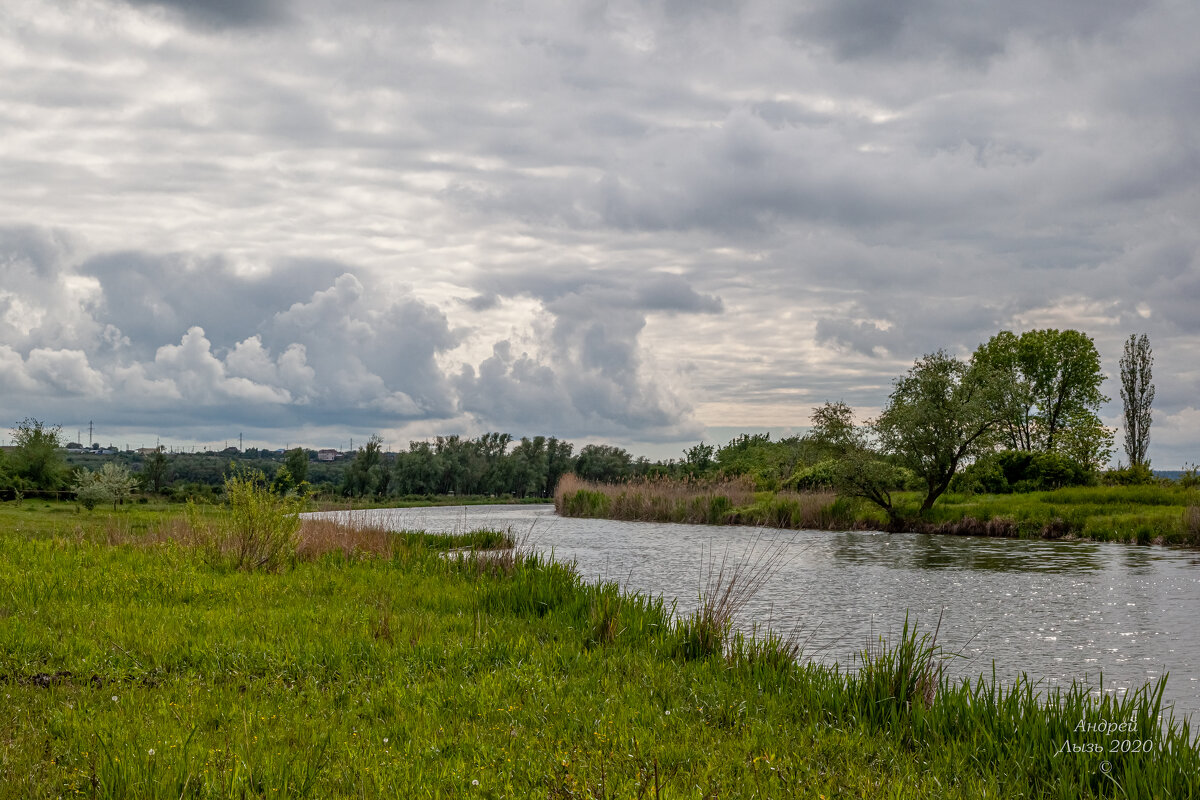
[875,350,1006,512]
[973,329,1111,467]
[10,418,66,491]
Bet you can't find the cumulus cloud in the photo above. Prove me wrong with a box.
[25,348,107,396]
[452,271,719,440]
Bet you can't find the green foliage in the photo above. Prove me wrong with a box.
[1102,463,1157,486]
[139,446,171,493]
[342,434,385,497]
[709,434,819,491]
[876,350,1007,513]
[682,440,715,475]
[804,401,907,521]
[952,450,1095,494]
[190,469,303,572]
[1181,463,1200,489]
[974,329,1112,465]
[284,447,309,486]
[1120,333,1155,469]
[575,443,633,483]
[9,417,66,491]
[786,458,837,490]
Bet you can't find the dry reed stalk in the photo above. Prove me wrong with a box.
[296,517,397,560]
[141,515,400,561]
[457,526,533,576]
[556,473,763,524]
[1185,506,1200,541]
[697,535,789,628]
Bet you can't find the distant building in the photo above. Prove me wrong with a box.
[317,449,339,462]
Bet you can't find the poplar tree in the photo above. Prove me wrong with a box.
[1119,333,1155,468]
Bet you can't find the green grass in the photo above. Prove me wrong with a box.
[2,504,1199,797]
[922,485,1200,544]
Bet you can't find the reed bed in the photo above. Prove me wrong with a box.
[555,473,853,530]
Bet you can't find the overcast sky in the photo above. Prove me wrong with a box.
[1,0,1197,464]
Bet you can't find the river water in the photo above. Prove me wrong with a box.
[306,504,1200,720]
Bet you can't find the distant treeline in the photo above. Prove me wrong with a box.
[2,422,693,501]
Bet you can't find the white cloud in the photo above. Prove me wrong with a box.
[25,348,107,396]
[0,345,38,392]
[152,327,292,404]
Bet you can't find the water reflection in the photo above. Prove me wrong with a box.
[306,504,1200,719]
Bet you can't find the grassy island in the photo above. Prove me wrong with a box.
[2,498,1199,798]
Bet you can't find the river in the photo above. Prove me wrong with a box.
[306,503,1200,720]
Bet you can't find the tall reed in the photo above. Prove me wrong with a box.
[555,474,849,530]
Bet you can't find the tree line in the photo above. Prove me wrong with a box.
[0,329,1163,508]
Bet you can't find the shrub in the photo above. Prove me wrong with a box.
[1103,463,1157,486]
[189,469,303,572]
[786,458,837,490]
[953,450,1093,494]
[1180,463,1200,489]
[72,473,111,511]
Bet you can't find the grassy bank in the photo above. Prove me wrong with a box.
[3,505,1200,797]
[555,476,1200,545]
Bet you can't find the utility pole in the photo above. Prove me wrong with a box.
[239,433,243,451]
[88,421,93,447]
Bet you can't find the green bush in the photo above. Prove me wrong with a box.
[1103,463,1157,486]
[1179,463,1200,489]
[189,469,303,572]
[786,458,836,490]
[952,450,1093,494]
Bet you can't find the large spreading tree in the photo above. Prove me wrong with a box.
[875,350,1007,513]
[973,329,1112,468]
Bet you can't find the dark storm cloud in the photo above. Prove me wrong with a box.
[793,0,1151,64]
[120,0,291,29]
[80,253,346,357]
[453,269,721,439]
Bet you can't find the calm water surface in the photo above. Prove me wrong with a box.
[308,504,1200,719]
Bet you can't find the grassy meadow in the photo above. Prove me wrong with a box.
[555,475,1200,546]
[3,499,1200,797]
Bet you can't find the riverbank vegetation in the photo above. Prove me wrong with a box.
[3,486,1198,797]
[556,475,1200,544]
